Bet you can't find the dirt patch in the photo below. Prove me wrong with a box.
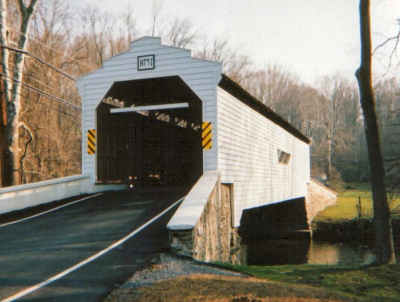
[105,274,349,302]
[103,254,352,302]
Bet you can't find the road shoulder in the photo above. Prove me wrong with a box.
[103,253,353,302]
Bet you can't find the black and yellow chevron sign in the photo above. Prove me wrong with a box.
[87,129,96,155]
[202,121,212,150]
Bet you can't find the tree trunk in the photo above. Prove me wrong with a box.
[356,0,396,264]
[0,75,13,187]
[0,0,38,186]
[327,136,332,179]
[0,117,5,187]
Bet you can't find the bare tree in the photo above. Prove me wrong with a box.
[356,0,396,264]
[22,0,81,183]
[318,75,360,181]
[373,19,400,72]
[79,5,115,67]
[195,37,253,85]
[375,78,400,206]
[163,18,198,48]
[248,65,299,109]
[151,0,163,37]
[77,3,137,69]
[0,0,38,186]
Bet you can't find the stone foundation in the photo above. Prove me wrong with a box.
[169,180,236,262]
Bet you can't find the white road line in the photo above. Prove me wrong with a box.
[0,193,103,228]
[1,197,184,302]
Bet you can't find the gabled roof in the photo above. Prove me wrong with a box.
[218,74,310,144]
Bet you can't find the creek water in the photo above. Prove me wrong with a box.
[236,240,376,266]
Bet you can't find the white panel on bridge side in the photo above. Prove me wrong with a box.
[216,85,310,227]
[77,37,222,187]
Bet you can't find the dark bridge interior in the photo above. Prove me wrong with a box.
[96,76,203,187]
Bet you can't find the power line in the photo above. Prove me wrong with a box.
[3,64,59,92]
[8,87,81,124]
[0,72,81,110]
[7,85,80,115]
[32,93,81,120]
[1,44,76,81]
[3,59,81,109]
[5,24,67,53]
[20,52,77,85]
[2,24,93,69]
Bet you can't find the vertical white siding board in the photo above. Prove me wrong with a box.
[80,79,87,177]
[81,79,96,181]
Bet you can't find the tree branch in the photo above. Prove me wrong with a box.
[17,121,33,184]
[0,44,75,81]
[28,0,39,11]
[373,33,400,56]
[373,19,400,70]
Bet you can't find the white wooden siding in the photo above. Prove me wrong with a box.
[77,37,221,184]
[217,88,310,227]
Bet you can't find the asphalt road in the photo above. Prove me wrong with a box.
[0,188,186,302]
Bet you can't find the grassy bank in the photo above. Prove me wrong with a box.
[217,263,400,302]
[312,183,400,245]
[315,183,400,223]
[104,254,354,302]
[118,273,353,302]
[106,261,400,302]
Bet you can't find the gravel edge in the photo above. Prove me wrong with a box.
[103,253,245,301]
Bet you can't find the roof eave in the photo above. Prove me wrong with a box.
[218,74,310,144]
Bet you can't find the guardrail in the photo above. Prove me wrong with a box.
[0,175,91,215]
[167,170,219,231]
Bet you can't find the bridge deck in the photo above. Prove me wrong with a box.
[0,189,184,301]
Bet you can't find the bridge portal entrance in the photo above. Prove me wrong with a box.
[96,76,203,187]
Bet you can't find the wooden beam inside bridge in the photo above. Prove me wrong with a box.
[110,102,189,114]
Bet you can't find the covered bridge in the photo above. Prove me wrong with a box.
[77,37,335,262]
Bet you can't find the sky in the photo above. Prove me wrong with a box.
[74,0,400,85]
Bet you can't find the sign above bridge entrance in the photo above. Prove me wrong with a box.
[137,54,155,71]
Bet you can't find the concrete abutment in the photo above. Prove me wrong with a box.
[239,197,312,242]
[168,177,238,263]
[167,177,337,263]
